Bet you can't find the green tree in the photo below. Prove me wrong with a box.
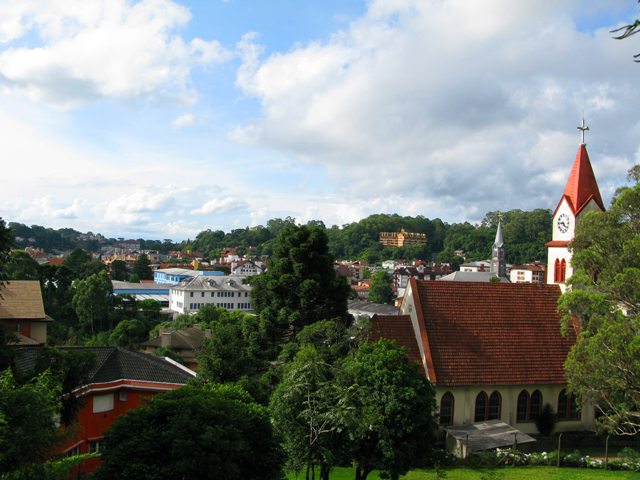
[109,318,150,349]
[133,253,154,280]
[612,1,640,62]
[270,346,352,480]
[0,218,14,291]
[341,339,438,480]
[71,270,115,334]
[109,259,128,281]
[24,346,98,427]
[559,166,640,435]
[368,270,394,305]
[95,383,285,480]
[64,248,92,279]
[249,225,351,344]
[129,273,140,283]
[3,250,39,280]
[0,369,65,478]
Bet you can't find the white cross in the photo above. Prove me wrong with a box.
[577,119,589,145]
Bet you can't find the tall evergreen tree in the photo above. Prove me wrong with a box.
[133,254,154,280]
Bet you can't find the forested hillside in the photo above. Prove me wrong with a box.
[188,209,552,266]
[8,208,552,266]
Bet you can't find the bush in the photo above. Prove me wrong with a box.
[535,402,557,437]
[620,447,640,463]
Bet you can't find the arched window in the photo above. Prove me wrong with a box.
[554,259,560,282]
[558,390,581,420]
[474,392,488,422]
[516,390,529,422]
[530,390,543,421]
[440,392,454,425]
[560,259,567,283]
[488,391,501,420]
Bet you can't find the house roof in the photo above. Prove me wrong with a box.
[170,274,250,292]
[15,346,195,388]
[0,281,49,321]
[368,314,422,366]
[439,271,510,283]
[410,279,574,387]
[555,144,605,216]
[141,327,208,351]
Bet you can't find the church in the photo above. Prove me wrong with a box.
[369,121,604,435]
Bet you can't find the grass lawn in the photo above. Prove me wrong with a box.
[287,467,639,480]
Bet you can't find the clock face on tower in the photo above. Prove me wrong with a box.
[557,213,571,234]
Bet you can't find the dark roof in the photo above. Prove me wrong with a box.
[412,280,574,387]
[445,420,536,452]
[15,346,194,388]
[368,315,422,366]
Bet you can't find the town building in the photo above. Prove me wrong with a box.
[0,280,53,345]
[510,263,546,284]
[547,120,605,292]
[168,274,252,318]
[379,229,428,247]
[140,324,211,370]
[15,346,195,476]
[369,280,592,436]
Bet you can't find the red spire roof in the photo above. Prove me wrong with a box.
[556,144,605,215]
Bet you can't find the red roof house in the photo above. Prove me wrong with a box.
[369,278,594,435]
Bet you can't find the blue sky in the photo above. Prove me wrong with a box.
[0,0,639,241]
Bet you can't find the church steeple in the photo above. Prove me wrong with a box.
[554,121,605,217]
[491,215,506,277]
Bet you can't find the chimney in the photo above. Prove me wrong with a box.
[158,326,165,335]
[205,329,211,339]
[161,332,171,347]
[193,324,202,331]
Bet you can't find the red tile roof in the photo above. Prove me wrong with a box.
[555,144,604,216]
[412,279,574,387]
[368,315,422,366]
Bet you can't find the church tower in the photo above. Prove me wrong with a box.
[490,215,506,278]
[546,120,605,292]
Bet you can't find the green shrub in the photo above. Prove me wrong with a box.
[620,447,640,463]
[535,402,557,437]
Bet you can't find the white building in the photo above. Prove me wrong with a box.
[168,274,252,318]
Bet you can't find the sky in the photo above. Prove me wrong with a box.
[0,0,639,241]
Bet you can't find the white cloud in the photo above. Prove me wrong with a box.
[172,113,195,129]
[0,0,232,108]
[190,197,249,215]
[232,0,640,216]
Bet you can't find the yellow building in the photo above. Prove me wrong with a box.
[379,228,427,247]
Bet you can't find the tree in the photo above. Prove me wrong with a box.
[109,259,129,281]
[95,383,285,480]
[368,271,394,304]
[3,250,39,280]
[249,225,351,344]
[270,346,353,480]
[0,369,65,478]
[129,273,141,283]
[64,248,91,279]
[71,270,115,333]
[0,218,14,291]
[133,253,154,280]
[340,339,438,480]
[559,166,640,435]
[612,1,640,62]
[23,346,98,427]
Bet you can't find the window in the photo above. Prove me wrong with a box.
[201,292,204,297]
[560,259,567,282]
[516,390,530,422]
[88,441,101,454]
[93,393,114,413]
[440,392,454,425]
[555,258,567,283]
[558,389,581,420]
[10,324,21,332]
[211,292,214,297]
[516,389,542,422]
[530,390,543,421]
[245,292,248,297]
[488,391,501,420]
[65,445,81,458]
[231,292,235,297]
[190,292,193,297]
[474,392,488,422]
[119,391,127,402]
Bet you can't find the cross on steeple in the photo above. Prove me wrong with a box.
[577,118,589,145]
